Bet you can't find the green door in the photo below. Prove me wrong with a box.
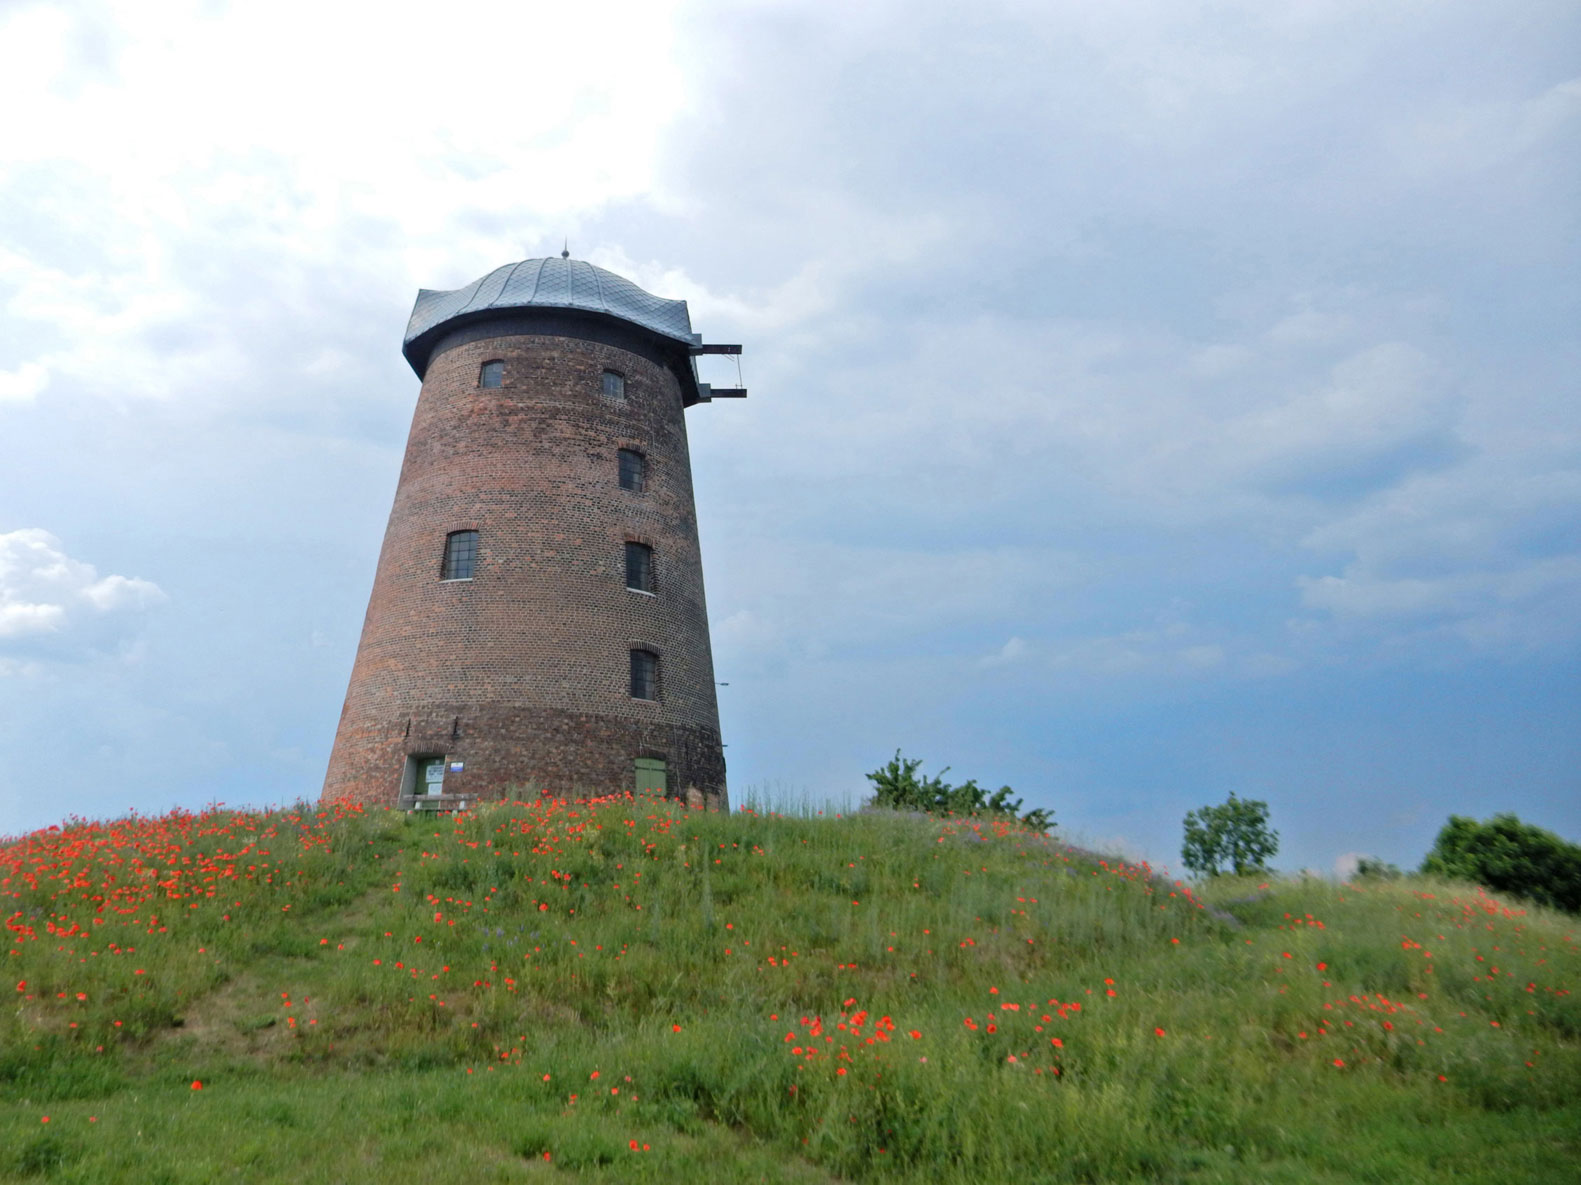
[634,757,667,796]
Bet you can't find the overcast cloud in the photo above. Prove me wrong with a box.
[1,0,1576,874]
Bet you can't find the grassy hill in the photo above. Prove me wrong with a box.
[3,795,1577,1183]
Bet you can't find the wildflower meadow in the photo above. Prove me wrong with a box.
[2,794,1577,1182]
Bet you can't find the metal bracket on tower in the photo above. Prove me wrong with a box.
[691,343,746,398]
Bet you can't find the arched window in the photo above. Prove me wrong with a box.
[440,530,478,580]
[601,370,625,399]
[618,448,646,492]
[479,360,504,388]
[625,541,655,593]
[629,649,660,701]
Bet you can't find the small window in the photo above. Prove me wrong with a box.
[629,649,660,700]
[441,530,478,580]
[601,370,625,399]
[479,360,504,388]
[618,448,646,492]
[625,541,655,593]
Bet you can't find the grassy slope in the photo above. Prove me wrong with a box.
[2,796,1577,1184]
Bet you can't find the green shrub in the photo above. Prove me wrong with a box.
[1420,813,1581,913]
[1355,856,1401,880]
[1180,793,1278,877]
[865,751,1054,830]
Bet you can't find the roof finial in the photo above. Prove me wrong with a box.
[561,239,570,260]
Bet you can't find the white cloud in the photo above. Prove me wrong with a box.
[1187,344,1254,377]
[0,360,48,403]
[0,0,692,408]
[717,274,1572,664]
[0,0,1575,856]
[979,636,1030,668]
[1234,344,1444,464]
[0,529,166,667]
[1299,572,1467,618]
[1299,556,1581,652]
[1333,852,1364,880]
[1265,309,1353,349]
[81,572,166,612]
[1303,462,1581,571]
[777,309,1461,526]
[1047,626,1226,679]
[1295,446,1581,650]
[0,601,65,638]
[1383,75,1581,184]
[707,539,1085,672]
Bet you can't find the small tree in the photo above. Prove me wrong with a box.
[1181,793,1278,877]
[1420,814,1581,914]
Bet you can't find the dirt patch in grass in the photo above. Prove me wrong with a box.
[149,969,299,1060]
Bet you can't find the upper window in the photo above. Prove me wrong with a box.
[618,448,647,492]
[625,541,655,594]
[440,530,478,581]
[629,648,660,701]
[480,360,504,388]
[601,370,625,399]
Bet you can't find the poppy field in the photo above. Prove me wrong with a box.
[3,794,1578,1182]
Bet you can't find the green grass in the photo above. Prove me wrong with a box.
[3,796,1577,1183]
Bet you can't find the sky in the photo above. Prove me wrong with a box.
[1,0,1577,877]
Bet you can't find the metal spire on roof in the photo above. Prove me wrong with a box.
[561,240,570,259]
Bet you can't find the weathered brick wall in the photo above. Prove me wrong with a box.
[322,323,726,809]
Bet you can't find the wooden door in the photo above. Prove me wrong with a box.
[633,757,667,796]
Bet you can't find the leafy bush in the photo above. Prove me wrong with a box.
[1420,813,1581,914]
[1355,856,1401,880]
[1180,793,1278,877]
[865,751,1054,831]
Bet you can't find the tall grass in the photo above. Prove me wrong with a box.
[734,780,859,817]
[2,795,1576,1183]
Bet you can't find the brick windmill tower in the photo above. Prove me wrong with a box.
[321,252,743,811]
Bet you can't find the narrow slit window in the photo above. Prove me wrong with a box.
[625,541,655,593]
[601,370,625,399]
[618,448,646,492]
[441,530,478,580]
[629,649,660,701]
[479,360,504,388]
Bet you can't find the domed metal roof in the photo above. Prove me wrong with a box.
[402,257,695,375]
